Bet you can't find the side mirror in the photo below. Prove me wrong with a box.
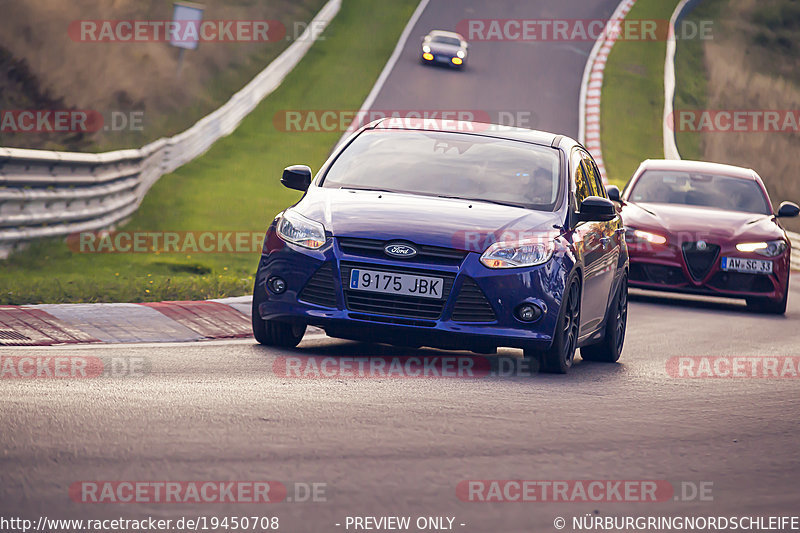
[281,165,312,192]
[578,196,617,222]
[777,201,800,218]
[606,185,621,202]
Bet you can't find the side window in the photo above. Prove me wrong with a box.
[571,149,591,208]
[582,151,607,198]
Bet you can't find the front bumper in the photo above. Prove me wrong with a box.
[627,240,789,301]
[254,233,571,351]
[421,52,464,67]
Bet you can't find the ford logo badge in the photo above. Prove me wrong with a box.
[384,243,418,259]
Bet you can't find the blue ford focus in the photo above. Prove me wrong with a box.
[252,119,629,373]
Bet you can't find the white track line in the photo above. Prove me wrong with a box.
[663,0,693,160]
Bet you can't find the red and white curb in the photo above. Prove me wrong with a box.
[0,298,252,346]
[579,0,638,183]
[0,296,330,347]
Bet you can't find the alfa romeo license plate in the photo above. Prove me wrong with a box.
[720,257,773,274]
[349,269,443,299]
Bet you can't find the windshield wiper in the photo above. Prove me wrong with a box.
[437,195,527,209]
[340,186,394,193]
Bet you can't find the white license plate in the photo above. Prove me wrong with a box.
[720,257,773,274]
[349,269,443,299]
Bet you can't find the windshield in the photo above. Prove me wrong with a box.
[321,129,561,210]
[628,170,770,214]
[431,36,461,46]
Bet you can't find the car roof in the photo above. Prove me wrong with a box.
[638,159,758,180]
[428,30,465,41]
[369,118,569,148]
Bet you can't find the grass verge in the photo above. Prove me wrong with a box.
[0,0,418,304]
[673,0,722,161]
[600,0,680,187]
[0,0,326,152]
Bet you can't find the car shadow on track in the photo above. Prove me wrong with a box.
[260,337,629,381]
[628,289,756,314]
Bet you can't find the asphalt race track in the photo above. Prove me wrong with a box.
[3,280,800,531]
[371,0,622,136]
[2,1,799,532]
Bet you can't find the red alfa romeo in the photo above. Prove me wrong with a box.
[611,159,798,314]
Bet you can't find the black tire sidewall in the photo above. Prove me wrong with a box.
[251,279,270,344]
[542,273,581,373]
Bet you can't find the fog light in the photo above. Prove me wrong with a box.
[268,276,287,294]
[423,52,434,61]
[451,57,462,65]
[516,304,542,322]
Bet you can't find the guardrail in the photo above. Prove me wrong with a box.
[663,0,800,271]
[0,0,340,260]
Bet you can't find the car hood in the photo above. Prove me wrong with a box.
[620,202,784,242]
[293,187,560,251]
[427,42,464,55]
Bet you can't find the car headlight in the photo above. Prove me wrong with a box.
[625,228,667,245]
[422,45,431,53]
[277,209,326,249]
[480,239,555,268]
[736,240,787,257]
[456,50,465,58]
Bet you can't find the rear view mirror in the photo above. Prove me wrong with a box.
[578,196,617,222]
[606,185,621,202]
[777,201,799,218]
[281,165,312,192]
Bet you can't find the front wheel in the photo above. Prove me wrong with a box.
[525,274,581,374]
[252,282,306,347]
[581,274,627,363]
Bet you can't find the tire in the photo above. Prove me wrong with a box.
[581,274,628,363]
[251,281,306,347]
[525,274,581,374]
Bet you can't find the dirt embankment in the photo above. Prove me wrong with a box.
[0,0,325,152]
[697,0,800,231]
